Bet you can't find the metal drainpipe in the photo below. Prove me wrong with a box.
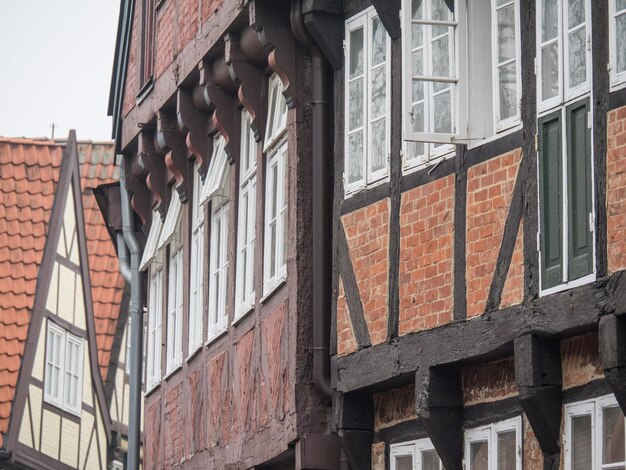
[119,160,144,470]
[117,232,132,283]
[290,0,332,401]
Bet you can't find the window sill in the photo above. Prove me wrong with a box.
[610,79,626,93]
[43,397,82,418]
[539,272,596,297]
[465,123,522,151]
[402,149,454,176]
[145,381,160,397]
[136,79,154,106]
[186,344,202,363]
[233,302,255,326]
[164,362,182,380]
[261,276,287,304]
[205,326,228,347]
[344,174,389,199]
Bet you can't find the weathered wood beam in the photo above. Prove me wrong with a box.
[415,366,463,470]
[514,334,562,458]
[138,129,168,219]
[371,0,401,40]
[599,314,626,413]
[334,391,373,470]
[176,87,211,179]
[303,12,344,70]
[156,110,190,202]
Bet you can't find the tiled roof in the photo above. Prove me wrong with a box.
[0,138,62,448]
[77,143,125,382]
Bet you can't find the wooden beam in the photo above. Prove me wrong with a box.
[599,314,626,413]
[156,110,190,202]
[334,391,373,470]
[138,130,168,219]
[415,366,463,470]
[514,335,562,457]
[176,87,211,179]
[371,0,401,40]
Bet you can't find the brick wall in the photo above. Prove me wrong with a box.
[164,383,184,467]
[608,106,626,273]
[201,0,225,24]
[177,0,198,54]
[523,414,543,469]
[500,222,524,309]
[462,357,518,406]
[341,199,390,345]
[561,333,603,390]
[155,1,175,79]
[466,149,522,317]
[122,1,139,118]
[399,176,455,334]
[145,400,162,469]
[336,278,357,356]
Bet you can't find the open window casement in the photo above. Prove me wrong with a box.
[157,191,183,250]
[402,0,467,162]
[139,209,164,271]
[201,134,230,205]
[609,0,626,88]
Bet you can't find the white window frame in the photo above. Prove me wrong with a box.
[264,74,288,152]
[235,111,257,319]
[166,243,183,374]
[344,7,391,195]
[263,140,288,296]
[146,267,163,391]
[390,438,443,469]
[536,0,591,113]
[188,163,205,356]
[491,0,522,131]
[44,322,84,416]
[564,394,626,470]
[208,200,230,340]
[464,416,522,470]
[610,0,626,89]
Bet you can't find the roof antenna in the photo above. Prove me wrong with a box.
[50,123,56,139]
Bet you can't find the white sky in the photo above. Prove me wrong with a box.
[0,1,121,141]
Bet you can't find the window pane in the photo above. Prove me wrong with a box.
[411,101,425,132]
[433,89,452,134]
[432,34,451,78]
[412,0,423,19]
[571,415,592,470]
[497,5,516,63]
[372,17,386,66]
[349,79,364,130]
[432,0,453,20]
[619,0,626,10]
[350,28,364,78]
[347,132,364,183]
[499,63,517,120]
[617,14,626,74]
[422,450,440,470]
[568,27,586,88]
[542,0,559,42]
[371,67,386,119]
[470,441,489,470]
[497,430,517,470]
[541,42,559,100]
[371,119,386,172]
[603,406,625,464]
[395,455,413,470]
[412,23,423,49]
[568,0,585,28]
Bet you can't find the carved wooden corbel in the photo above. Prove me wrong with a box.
[334,391,374,470]
[156,110,190,202]
[249,0,297,109]
[514,334,562,466]
[225,31,266,142]
[177,87,211,178]
[600,314,626,413]
[370,0,401,40]
[199,58,239,163]
[138,129,169,220]
[415,366,463,470]
[123,153,151,227]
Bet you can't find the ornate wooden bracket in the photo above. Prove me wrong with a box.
[415,366,463,470]
[514,335,562,460]
[334,391,374,470]
[177,87,211,178]
[249,0,297,109]
[199,58,239,164]
[600,314,626,413]
[370,0,401,40]
[156,109,190,202]
[123,153,151,227]
[138,129,169,219]
[225,31,266,142]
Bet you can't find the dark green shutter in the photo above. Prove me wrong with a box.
[567,99,593,280]
[539,112,563,290]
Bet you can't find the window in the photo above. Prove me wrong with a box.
[610,0,626,88]
[390,438,443,470]
[344,7,391,193]
[139,0,155,90]
[166,234,183,373]
[146,266,163,389]
[236,111,257,318]
[564,395,626,470]
[400,0,521,170]
[536,0,593,294]
[44,322,84,415]
[464,416,522,470]
[264,75,289,295]
[189,163,205,354]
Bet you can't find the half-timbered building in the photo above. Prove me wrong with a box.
[0,134,134,470]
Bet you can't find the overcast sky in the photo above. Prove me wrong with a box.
[0,1,120,141]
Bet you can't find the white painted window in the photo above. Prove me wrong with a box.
[610,0,626,88]
[464,416,522,470]
[44,322,84,415]
[189,163,205,354]
[146,267,163,389]
[208,199,230,339]
[536,0,591,112]
[263,140,288,296]
[390,438,443,469]
[264,74,288,152]
[564,395,626,470]
[236,111,257,318]
[166,240,183,373]
[344,7,391,194]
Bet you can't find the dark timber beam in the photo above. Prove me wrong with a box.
[415,366,462,470]
[599,314,626,413]
[334,391,374,470]
[514,335,562,466]
[371,0,401,40]
[303,12,343,70]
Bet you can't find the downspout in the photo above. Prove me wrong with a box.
[117,232,132,283]
[119,160,144,470]
[290,0,332,401]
